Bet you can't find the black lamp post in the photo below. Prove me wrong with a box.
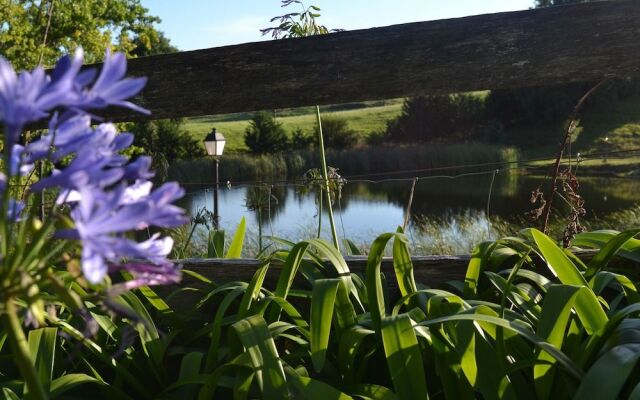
[203,128,226,229]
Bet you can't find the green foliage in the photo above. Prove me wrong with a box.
[5,222,640,398]
[261,0,340,39]
[244,112,289,154]
[386,94,484,143]
[169,142,517,184]
[290,127,315,150]
[0,0,166,69]
[313,116,359,148]
[127,119,206,163]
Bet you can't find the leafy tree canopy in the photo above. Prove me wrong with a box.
[0,0,170,69]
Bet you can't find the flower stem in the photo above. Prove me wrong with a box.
[2,296,48,400]
[315,106,340,250]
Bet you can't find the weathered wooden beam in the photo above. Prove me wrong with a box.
[177,250,603,290]
[105,0,640,121]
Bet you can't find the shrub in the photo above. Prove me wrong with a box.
[386,94,484,143]
[314,116,359,148]
[244,111,289,153]
[366,129,388,145]
[127,118,206,163]
[290,127,315,150]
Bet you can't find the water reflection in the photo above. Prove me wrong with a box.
[177,174,640,254]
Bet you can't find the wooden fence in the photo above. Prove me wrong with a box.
[101,1,640,286]
[109,0,640,121]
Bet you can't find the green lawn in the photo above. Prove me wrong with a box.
[184,99,405,152]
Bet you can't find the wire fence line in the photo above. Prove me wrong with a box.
[180,147,640,196]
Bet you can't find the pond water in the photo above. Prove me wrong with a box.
[177,173,640,254]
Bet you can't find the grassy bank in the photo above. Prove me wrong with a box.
[184,99,404,152]
[168,143,519,184]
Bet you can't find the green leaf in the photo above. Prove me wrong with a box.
[574,343,640,399]
[584,228,640,279]
[204,287,246,373]
[133,282,174,318]
[233,368,254,400]
[232,315,287,399]
[574,230,640,263]
[238,260,270,318]
[1,388,20,400]
[464,241,498,297]
[345,384,399,400]
[531,229,587,286]
[176,352,204,399]
[208,229,225,258]
[366,233,395,329]
[337,325,375,383]
[226,217,246,258]
[418,313,584,380]
[311,279,340,372]
[380,314,429,400]
[535,284,608,387]
[392,230,418,302]
[26,327,57,394]
[286,367,352,399]
[117,291,159,345]
[0,332,6,352]
[50,374,103,398]
[343,239,362,255]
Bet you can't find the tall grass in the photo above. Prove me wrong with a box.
[168,143,519,184]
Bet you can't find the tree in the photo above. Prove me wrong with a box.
[313,117,358,148]
[0,0,167,69]
[127,119,206,164]
[244,112,289,154]
[386,95,484,143]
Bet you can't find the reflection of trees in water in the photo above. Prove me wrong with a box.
[342,175,640,225]
[342,174,524,225]
[244,185,286,225]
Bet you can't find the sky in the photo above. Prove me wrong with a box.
[142,0,534,51]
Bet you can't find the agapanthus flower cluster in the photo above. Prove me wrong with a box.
[0,48,187,287]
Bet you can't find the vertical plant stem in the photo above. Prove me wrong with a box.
[258,209,263,252]
[402,178,418,231]
[316,193,322,239]
[315,106,340,250]
[540,78,609,233]
[2,296,48,400]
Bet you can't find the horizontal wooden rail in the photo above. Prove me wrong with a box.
[177,248,617,286]
[106,0,640,121]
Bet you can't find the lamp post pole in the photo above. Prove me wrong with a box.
[213,157,220,230]
[204,127,226,231]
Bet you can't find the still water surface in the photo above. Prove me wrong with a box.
[177,174,640,254]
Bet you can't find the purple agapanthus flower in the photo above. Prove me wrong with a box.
[108,262,182,295]
[1,48,187,287]
[62,184,187,283]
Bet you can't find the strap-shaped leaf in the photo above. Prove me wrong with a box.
[232,315,287,399]
[311,279,340,372]
[380,314,429,400]
[26,327,57,395]
[584,228,640,279]
[226,216,246,258]
[208,229,225,258]
[531,229,587,286]
[50,374,103,399]
[575,343,640,400]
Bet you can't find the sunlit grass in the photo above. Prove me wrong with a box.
[184,99,405,152]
